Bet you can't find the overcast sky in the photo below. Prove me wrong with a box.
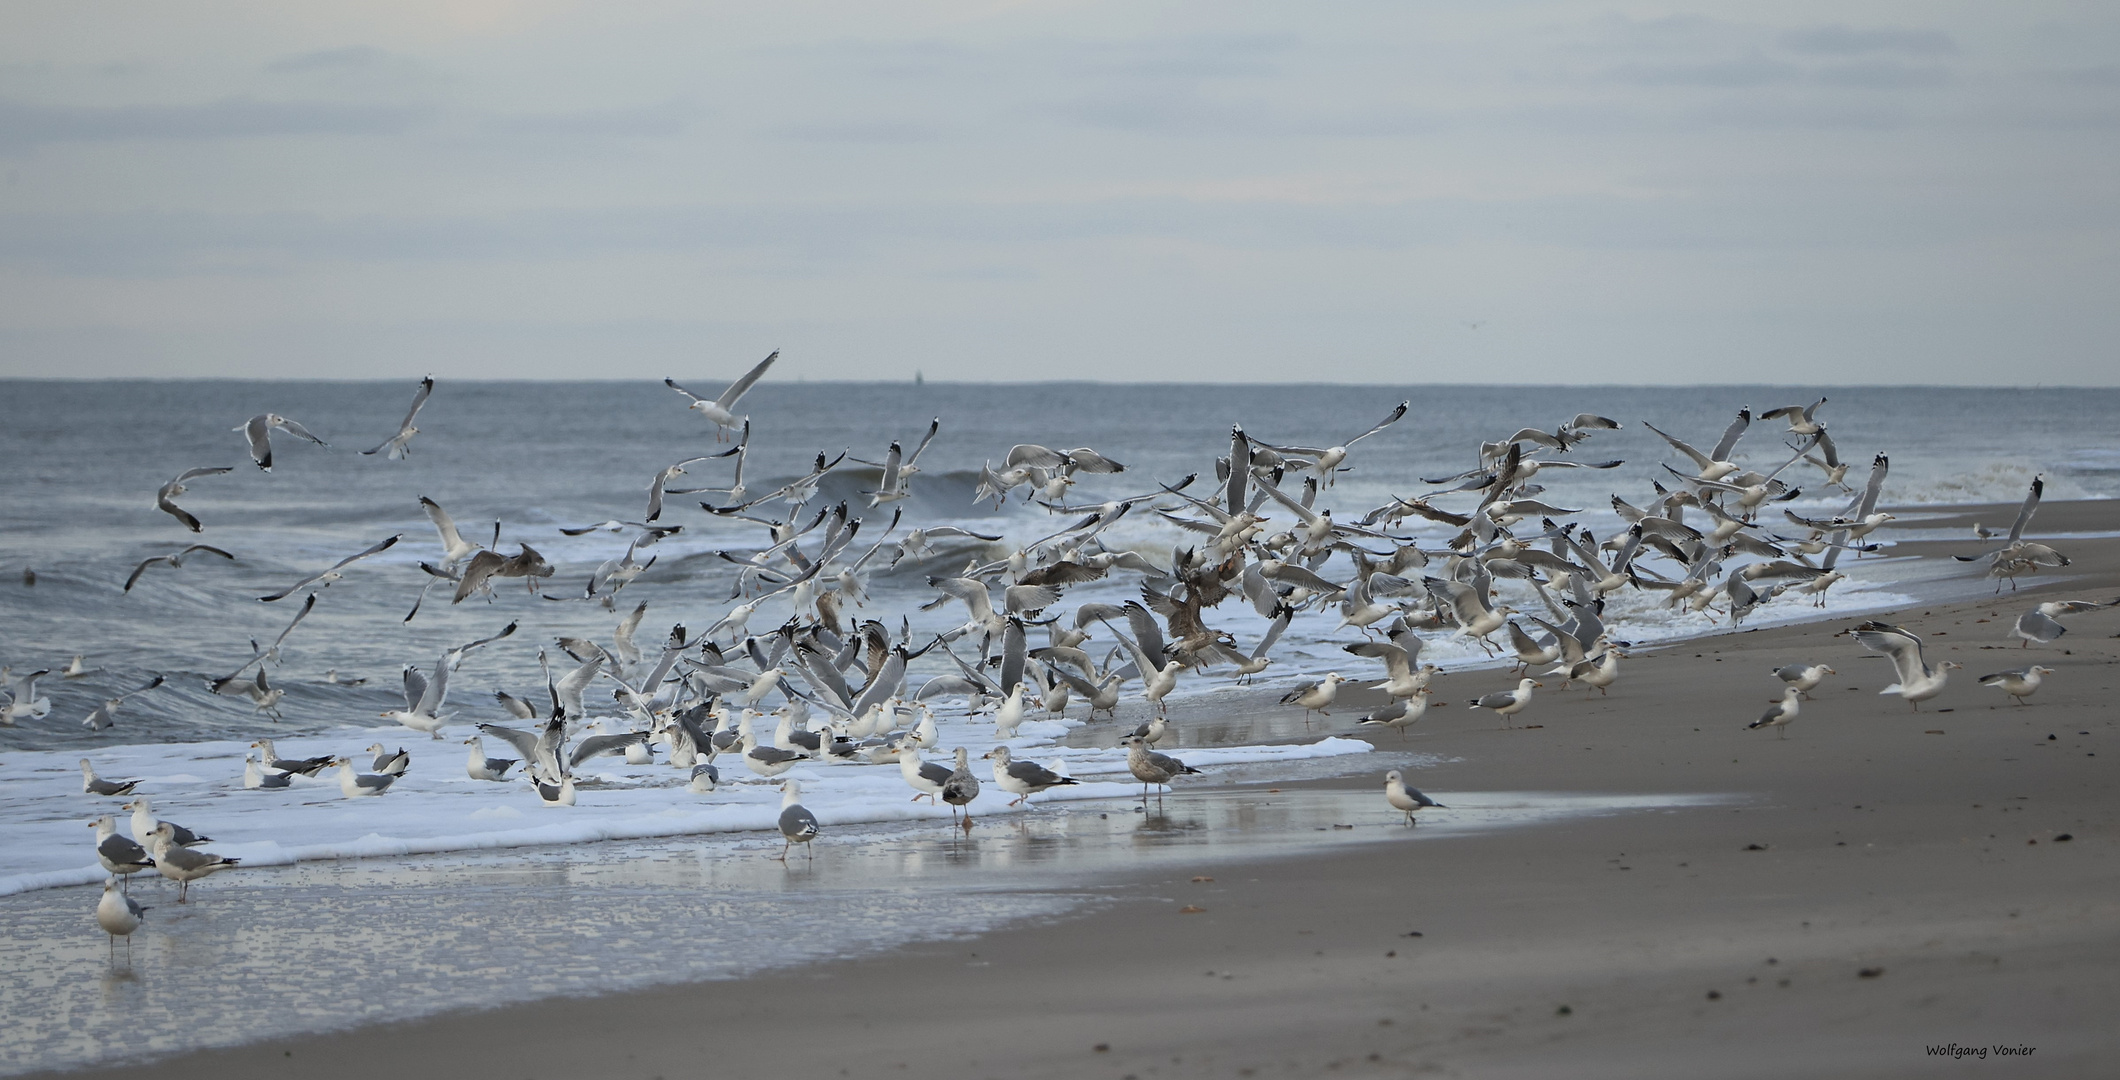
[2,1,2114,384]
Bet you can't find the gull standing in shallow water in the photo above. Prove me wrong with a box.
[123,798,208,848]
[97,877,148,963]
[983,746,1078,807]
[1849,621,1960,711]
[149,822,239,902]
[1746,686,1803,738]
[1121,734,1200,805]
[777,779,819,861]
[1383,770,1444,826]
[941,747,981,825]
[1979,666,2053,705]
[90,816,156,885]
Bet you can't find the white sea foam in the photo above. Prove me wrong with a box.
[0,721,1369,897]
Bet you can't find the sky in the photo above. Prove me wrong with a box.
[0,1,2115,384]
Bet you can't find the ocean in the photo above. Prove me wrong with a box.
[3,381,2114,753]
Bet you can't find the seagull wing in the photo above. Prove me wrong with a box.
[1851,622,1926,687]
[714,350,780,409]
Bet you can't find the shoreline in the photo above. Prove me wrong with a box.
[19,500,2120,1078]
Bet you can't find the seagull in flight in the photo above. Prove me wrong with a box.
[362,376,434,460]
[665,350,779,439]
[236,413,328,471]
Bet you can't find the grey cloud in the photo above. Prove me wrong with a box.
[6,187,2108,276]
[1811,61,1952,89]
[482,99,697,137]
[264,46,402,73]
[0,97,427,146]
[762,119,938,143]
[1779,25,1958,57]
[1604,52,1799,87]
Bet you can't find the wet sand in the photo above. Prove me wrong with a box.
[57,501,2120,1079]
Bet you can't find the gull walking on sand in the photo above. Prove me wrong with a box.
[777,779,819,861]
[1384,770,1444,826]
[1979,666,2053,705]
[1773,663,1835,700]
[983,745,1079,808]
[1357,688,1443,739]
[149,822,239,903]
[1280,673,1345,728]
[1849,621,1960,711]
[90,816,155,885]
[1468,678,1540,728]
[1121,734,1200,805]
[97,877,148,963]
[1746,686,1803,738]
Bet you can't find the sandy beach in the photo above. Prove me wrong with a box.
[32,500,2106,1080]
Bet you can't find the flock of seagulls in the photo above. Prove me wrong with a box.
[13,367,2106,963]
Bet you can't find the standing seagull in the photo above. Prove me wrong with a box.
[1279,673,1345,728]
[236,413,328,471]
[1121,734,1200,805]
[1746,686,1803,738]
[898,746,953,804]
[777,778,819,861]
[362,376,434,459]
[665,350,780,439]
[1383,770,1444,826]
[1356,688,1444,739]
[90,816,156,884]
[155,466,234,532]
[941,747,981,825]
[1849,621,1961,711]
[982,745,1079,807]
[122,798,208,848]
[148,822,239,902]
[1467,678,1541,728]
[96,877,149,964]
[1979,665,2054,705]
